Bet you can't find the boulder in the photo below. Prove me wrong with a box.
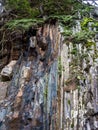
[1,60,17,81]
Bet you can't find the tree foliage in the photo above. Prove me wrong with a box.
[6,0,82,17]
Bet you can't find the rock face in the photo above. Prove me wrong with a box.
[60,20,98,130]
[0,22,61,130]
[0,82,10,101]
[0,30,24,70]
[0,19,98,130]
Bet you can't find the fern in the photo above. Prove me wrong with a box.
[6,19,44,30]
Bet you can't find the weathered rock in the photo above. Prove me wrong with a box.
[23,67,31,82]
[29,36,37,48]
[64,78,78,92]
[0,82,9,101]
[0,18,97,130]
[92,7,98,18]
[0,23,60,130]
[1,60,17,81]
[37,27,48,51]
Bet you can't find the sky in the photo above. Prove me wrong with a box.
[83,0,98,6]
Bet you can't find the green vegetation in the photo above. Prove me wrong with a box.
[4,0,92,30]
[71,123,74,128]
[68,100,71,105]
[58,57,62,77]
[81,17,93,30]
[6,0,39,17]
[72,30,95,44]
[6,0,79,17]
[81,17,98,33]
[44,87,48,98]
[70,47,78,55]
[6,18,44,30]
